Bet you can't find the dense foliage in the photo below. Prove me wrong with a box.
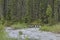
[0,0,60,26]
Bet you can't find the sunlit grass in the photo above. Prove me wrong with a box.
[11,23,28,29]
[0,24,7,40]
[0,23,18,40]
[40,23,60,33]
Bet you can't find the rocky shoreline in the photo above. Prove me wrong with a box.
[5,27,60,40]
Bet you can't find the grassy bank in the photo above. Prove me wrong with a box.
[0,23,18,40]
[0,24,7,40]
[11,23,28,29]
[40,23,60,33]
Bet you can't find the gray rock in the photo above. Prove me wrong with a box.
[5,27,59,40]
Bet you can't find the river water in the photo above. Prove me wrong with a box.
[5,27,60,40]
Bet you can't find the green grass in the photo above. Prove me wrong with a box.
[40,24,60,33]
[0,24,7,40]
[25,37,30,40]
[0,23,18,40]
[11,23,28,29]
